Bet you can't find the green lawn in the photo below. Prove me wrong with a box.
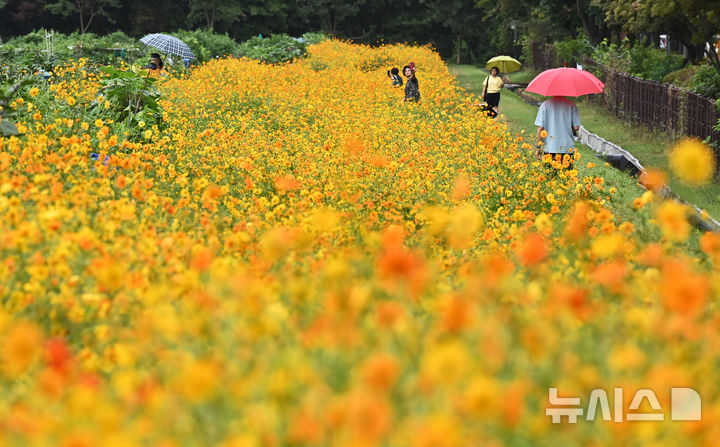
[448,63,720,220]
[575,99,720,219]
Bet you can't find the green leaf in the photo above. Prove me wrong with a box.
[0,119,20,136]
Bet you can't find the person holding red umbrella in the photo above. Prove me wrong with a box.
[534,96,581,160]
[526,67,603,162]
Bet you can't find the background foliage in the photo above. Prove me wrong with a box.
[1,0,719,81]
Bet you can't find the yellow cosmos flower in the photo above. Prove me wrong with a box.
[29,87,39,97]
[656,200,690,242]
[669,138,715,185]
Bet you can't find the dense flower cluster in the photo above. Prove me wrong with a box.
[1,40,719,446]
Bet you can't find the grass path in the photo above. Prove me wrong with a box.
[448,63,720,220]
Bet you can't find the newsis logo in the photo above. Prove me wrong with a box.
[546,387,701,423]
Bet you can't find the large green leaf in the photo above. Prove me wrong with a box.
[0,119,19,136]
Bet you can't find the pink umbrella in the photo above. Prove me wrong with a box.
[526,67,604,97]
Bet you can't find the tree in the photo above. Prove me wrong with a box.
[230,0,288,39]
[575,0,610,45]
[129,0,188,36]
[44,0,120,34]
[294,0,367,37]
[592,0,720,74]
[422,0,488,64]
[187,0,244,30]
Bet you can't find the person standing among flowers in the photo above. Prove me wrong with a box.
[403,63,420,102]
[388,67,403,87]
[481,66,504,115]
[534,96,581,165]
[147,53,164,71]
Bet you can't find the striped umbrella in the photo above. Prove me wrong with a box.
[139,33,195,60]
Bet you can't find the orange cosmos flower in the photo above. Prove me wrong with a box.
[191,247,214,271]
[44,338,73,376]
[274,175,301,193]
[3,321,44,375]
[591,260,627,294]
[700,231,720,259]
[550,283,593,320]
[661,260,708,315]
[636,243,664,266]
[377,246,423,280]
[516,232,548,266]
[639,168,667,191]
[451,175,471,201]
[362,353,399,392]
[346,391,392,442]
[441,295,473,333]
[564,201,590,241]
[375,301,404,328]
[288,410,323,444]
[380,224,405,251]
[344,137,365,155]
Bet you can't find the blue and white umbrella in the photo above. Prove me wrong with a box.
[139,33,195,60]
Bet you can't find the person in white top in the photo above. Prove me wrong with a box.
[534,96,581,160]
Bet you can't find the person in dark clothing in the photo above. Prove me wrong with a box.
[403,63,420,102]
[147,53,164,71]
[387,67,403,87]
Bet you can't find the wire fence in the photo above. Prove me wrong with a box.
[529,43,720,171]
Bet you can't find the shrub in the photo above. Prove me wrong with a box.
[171,29,239,64]
[0,30,141,69]
[0,78,33,136]
[628,44,685,82]
[98,65,163,134]
[592,38,632,73]
[238,34,307,64]
[662,66,697,88]
[554,35,593,65]
[302,32,327,46]
[691,64,720,99]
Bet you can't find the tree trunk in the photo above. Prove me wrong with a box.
[203,0,215,29]
[456,32,462,64]
[329,10,337,37]
[704,40,720,79]
[84,0,97,34]
[76,0,85,33]
[576,0,600,45]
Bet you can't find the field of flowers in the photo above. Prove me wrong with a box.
[1,39,719,446]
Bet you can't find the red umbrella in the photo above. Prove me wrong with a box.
[526,67,604,97]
